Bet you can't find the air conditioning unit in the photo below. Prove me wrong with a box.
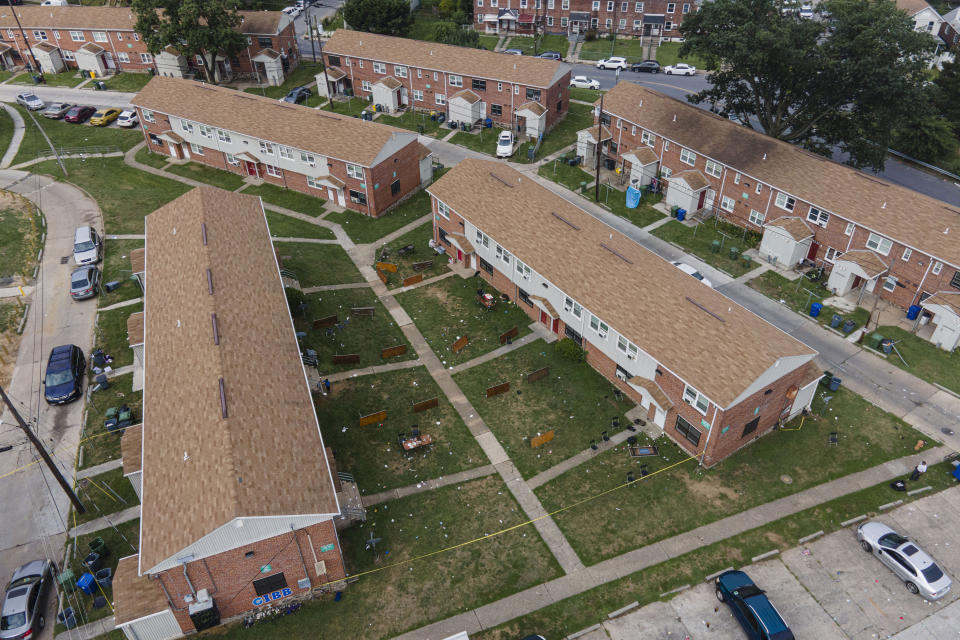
[196,589,210,603]
[616,369,628,382]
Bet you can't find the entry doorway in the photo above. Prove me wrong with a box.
[806,241,820,261]
[697,190,706,210]
[245,161,258,178]
[457,249,463,261]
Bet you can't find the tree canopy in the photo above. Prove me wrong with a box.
[678,0,937,170]
[934,58,960,135]
[433,23,481,47]
[132,0,247,84]
[343,0,413,36]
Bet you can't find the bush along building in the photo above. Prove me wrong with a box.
[132,76,433,217]
[113,187,348,639]
[319,29,571,139]
[429,158,822,465]
[589,82,960,351]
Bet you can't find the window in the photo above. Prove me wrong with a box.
[932,261,943,275]
[395,65,407,78]
[449,75,463,87]
[437,200,450,219]
[664,20,673,29]
[118,52,129,63]
[148,133,161,146]
[951,270,960,290]
[844,222,855,236]
[589,314,609,338]
[256,36,272,48]
[478,0,483,5]
[306,176,323,189]
[683,385,709,414]
[806,207,828,227]
[562,17,570,26]
[490,104,502,117]
[475,230,490,248]
[62,50,75,61]
[300,152,316,166]
[824,247,843,263]
[605,18,613,28]
[748,209,764,226]
[514,85,520,94]
[591,17,599,27]
[675,416,701,446]
[733,172,741,184]
[619,18,626,27]
[622,1,628,9]
[434,71,438,81]
[217,129,231,143]
[140,53,153,63]
[413,89,424,102]
[346,164,364,180]
[133,32,140,41]
[358,59,363,68]
[661,167,672,179]
[720,196,735,213]
[226,153,239,166]
[493,0,499,6]
[265,164,281,177]
[259,141,274,155]
[472,78,486,91]
[640,131,654,146]
[774,192,796,211]
[7,30,14,39]
[866,232,892,256]
[593,0,600,7]
[755,182,762,194]
[141,109,155,123]
[417,68,422,78]
[476,256,492,274]
[633,19,642,29]
[180,119,195,134]
[361,80,372,92]
[666,2,675,11]
[349,189,367,205]
[883,276,897,292]
[190,142,204,155]
[901,248,912,261]
[521,0,528,7]
[682,2,690,11]
[563,0,570,9]
[516,259,532,280]
[328,55,341,67]
[526,87,541,101]
[93,31,107,42]
[679,148,696,166]
[548,16,556,26]
[616,336,638,358]
[495,245,511,264]
[497,82,502,92]
[635,1,643,9]
[436,93,446,105]
[704,159,721,178]
[198,124,215,140]
[607,1,614,9]
[373,62,386,74]
[32,30,47,41]
[518,288,533,306]
[69,31,85,41]
[390,180,401,196]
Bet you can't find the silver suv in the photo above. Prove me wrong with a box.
[857,521,952,600]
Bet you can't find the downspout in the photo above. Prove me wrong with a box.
[698,403,720,466]
[291,525,309,578]
[200,559,219,594]
[182,561,197,597]
[910,259,934,307]
[107,32,123,72]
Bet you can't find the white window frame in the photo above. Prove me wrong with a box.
[413,89,424,102]
[437,200,450,219]
[720,196,735,213]
[679,148,696,166]
[259,141,274,156]
[69,31,85,42]
[563,296,582,318]
[683,385,709,414]
[32,30,47,41]
[394,65,408,78]
[93,31,108,42]
[733,172,741,184]
[373,61,386,74]
[449,74,463,87]
[435,93,446,106]
[226,153,239,166]
[279,146,295,161]
[117,52,130,63]
[883,276,897,292]
[666,2,676,11]
[774,192,795,212]
[417,68,422,78]
[198,124,215,140]
[635,1,643,9]
[755,182,762,194]
[806,207,828,227]
[824,247,843,263]
[361,80,372,92]
[516,259,532,280]
[495,245,511,264]
[704,159,721,178]
[346,163,364,180]
[901,248,912,261]
[563,0,570,8]
[217,129,231,143]
[265,164,282,178]
[306,176,323,189]
[180,119,195,134]
[932,261,943,275]
[189,142,204,155]
[62,49,75,61]
[140,53,153,63]
[748,209,764,226]
[300,152,316,167]
[141,109,155,123]
[640,131,653,146]
[844,222,854,236]
[865,232,892,256]
[589,314,609,339]
[475,230,490,248]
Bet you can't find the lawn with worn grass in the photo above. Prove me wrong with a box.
[0,109,13,161]
[568,86,605,103]
[244,183,326,216]
[274,242,363,286]
[13,71,84,87]
[265,211,335,239]
[80,373,141,470]
[448,128,499,157]
[517,101,596,164]
[30,158,192,234]
[0,301,24,334]
[294,288,413,372]
[478,34,500,50]
[505,34,571,56]
[325,186,432,244]
[868,325,960,394]
[592,183,665,228]
[538,159,594,192]
[580,36,649,62]
[214,476,562,640]
[98,239,144,308]
[0,70,13,83]
[97,72,153,93]
[0,193,43,279]
[454,340,632,479]
[72,467,140,527]
[651,219,759,277]
[243,63,324,103]
[12,106,143,166]
[535,386,937,565]
[748,270,871,332]
[315,367,489,492]
[133,145,169,169]
[377,109,442,137]
[94,302,142,369]
[377,221,450,289]
[473,459,960,640]
[164,161,246,190]
[321,96,372,117]
[655,41,706,69]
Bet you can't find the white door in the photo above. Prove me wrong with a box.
[326,187,335,201]
[337,190,345,207]
[168,142,177,157]
[104,53,115,69]
[182,145,190,159]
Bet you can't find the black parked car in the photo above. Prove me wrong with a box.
[282,86,312,104]
[631,60,661,73]
[43,345,85,405]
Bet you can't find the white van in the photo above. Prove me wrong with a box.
[73,226,102,265]
[41,0,70,6]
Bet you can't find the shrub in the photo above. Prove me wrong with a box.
[285,287,305,311]
[584,29,598,41]
[555,337,584,362]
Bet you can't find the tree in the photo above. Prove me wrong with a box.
[342,0,412,36]
[933,58,960,134]
[678,0,936,171]
[433,23,481,47]
[132,0,246,84]
[892,115,956,164]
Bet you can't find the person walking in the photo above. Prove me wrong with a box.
[909,460,927,481]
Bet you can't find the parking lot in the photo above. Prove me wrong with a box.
[590,487,960,640]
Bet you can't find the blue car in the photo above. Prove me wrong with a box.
[43,345,86,405]
[715,570,794,640]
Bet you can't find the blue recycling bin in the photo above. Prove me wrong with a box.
[676,208,686,221]
[58,608,77,629]
[830,314,842,328]
[484,118,492,128]
[828,377,841,391]
[907,304,921,320]
[77,572,96,595]
[810,302,823,317]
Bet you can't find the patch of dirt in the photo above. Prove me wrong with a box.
[0,302,25,388]
[422,283,452,306]
[764,531,788,548]
[680,472,741,503]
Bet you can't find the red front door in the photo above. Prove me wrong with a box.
[806,241,820,261]
[457,249,463,261]
[245,161,258,177]
[551,318,559,334]
[539,310,549,326]
[697,190,707,210]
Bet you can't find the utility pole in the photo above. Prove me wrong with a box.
[318,24,334,111]
[7,1,45,83]
[594,92,604,202]
[0,386,85,514]
[308,10,317,63]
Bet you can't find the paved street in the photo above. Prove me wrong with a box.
[0,85,137,111]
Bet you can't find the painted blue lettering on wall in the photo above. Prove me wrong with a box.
[252,587,293,607]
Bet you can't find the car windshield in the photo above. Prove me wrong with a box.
[922,563,944,583]
[879,532,909,548]
[67,107,80,115]
[735,585,764,599]
[75,240,96,252]
[7,576,38,589]
[46,369,74,386]
[93,111,106,117]
[71,272,89,287]
[0,611,26,630]
[24,94,39,102]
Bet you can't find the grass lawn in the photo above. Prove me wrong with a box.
[273,242,363,287]
[473,459,960,640]
[568,86,605,103]
[12,105,144,167]
[377,221,450,289]
[535,385,937,565]
[94,302,143,369]
[0,301,25,334]
[538,159,594,192]
[12,71,84,87]
[454,340,632,479]
[448,129,498,157]
[321,96,373,117]
[520,101,596,164]
[97,72,153,93]
[592,184,665,228]
[868,325,960,394]
[0,70,13,83]
[315,367,489,492]
[98,239,144,308]
[377,109,442,137]
[478,34,500,50]
[265,211,334,239]
[80,373,141,470]
[407,9,454,41]
[748,270,871,333]
[30,158,192,235]
[133,145,169,169]
[294,288,414,372]
[0,109,13,163]
[655,41,706,69]
[325,186,432,245]
[163,161,246,191]
[0,195,43,279]
[244,183,326,216]
[215,476,562,640]
[395,275,533,367]
[651,219,760,278]
[72,467,140,527]
[505,34,571,56]
[243,62,324,102]
[579,36,649,62]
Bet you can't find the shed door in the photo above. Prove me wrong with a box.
[807,241,820,261]
[697,190,706,210]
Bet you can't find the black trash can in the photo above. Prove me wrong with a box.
[83,552,101,572]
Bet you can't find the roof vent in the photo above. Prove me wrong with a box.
[686,297,726,323]
[172,226,177,235]
[207,269,213,294]
[673,114,677,122]
[219,377,228,419]
[881,202,886,209]
[201,222,208,245]
[762,153,767,160]
[211,313,220,345]
[489,172,514,188]
[600,242,633,264]
[639,100,642,107]
[551,211,580,230]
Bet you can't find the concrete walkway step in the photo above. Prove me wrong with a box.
[301,282,373,294]
[69,504,140,537]
[98,297,142,312]
[75,458,122,481]
[361,464,498,507]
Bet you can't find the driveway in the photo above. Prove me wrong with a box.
[0,85,136,111]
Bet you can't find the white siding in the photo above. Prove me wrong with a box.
[726,354,815,408]
[759,227,811,268]
[119,609,182,640]
[126,470,142,501]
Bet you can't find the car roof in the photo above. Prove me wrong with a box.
[74,226,94,242]
[744,594,790,634]
[1,586,28,616]
[10,560,45,584]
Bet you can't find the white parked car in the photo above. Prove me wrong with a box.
[799,3,814,17]
[116,110,139,128]
[16,93,44,111]
[569,75,601,90]
[282,6,302,17]
[595,57,627,70]
[857,522,952,600]
[495,130,514,158]
[41,0,69,5]
[664,63,697,76]
[671,261,713,288]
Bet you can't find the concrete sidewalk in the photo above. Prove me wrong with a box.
[69,504,140,537]
[0,103,25,168]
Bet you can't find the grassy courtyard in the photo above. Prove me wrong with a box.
[98,239,144,308]
[273,242,363,287]
[94,302,142,369]
[504,34,571,56]
[377,109,443,137]
[244,183,326,216]
[12,106,143,167]
[454,340,633,480]
[537,157,594,191]
[651,219,760,278]
[579,36,649,62]
[0,193,43,279]
[396,275,534,367]
[376,221,450,289]
[593,184,665,228]
[868,325,960,394]
[243,62,324,105]
[12,70,84,87]
[72,467,140,527]
[448,128,499,157]
[164,161,246,191]
[315,367,488,492]
[568,86,605,103]
[325,186,433,244]
[655,41,705,69]
[80,373,141,470]
[97,72,153,93]
[748,270,871,333]
[535,385,937,565]
[265,211,335,239]
[321,96,372,117]
[133,145,169,169]
[294,288,414,372]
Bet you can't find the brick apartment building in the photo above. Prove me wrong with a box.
[0,6,299,84]
[429,159,821,465]
[320,29,571,137]
[591,82,960,344]
[113,187,347,639]
[132,76,433,217]
[471,0,696,39]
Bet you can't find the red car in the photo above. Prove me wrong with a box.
[64,105,97,123]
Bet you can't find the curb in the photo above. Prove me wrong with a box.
[798,530,824,544]
[751,549,780,563]
[566,623,602,639]
[607,601,639,618]
[907,485,932,496]
[840,515,867,527]
[659,584,691,598]
[16,303,29,334]
[704,566,735,582]
[878,499,903,511]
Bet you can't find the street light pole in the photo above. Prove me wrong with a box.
[594,92,604,202]
[7,1,45,82]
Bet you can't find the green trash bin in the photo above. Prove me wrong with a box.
[580,181,588,194]
[711,239,721,253]
[57,569,75,594]
[729,246,741,260]
[742,254,752,269]
[670,205,679,218]
[89,536,109,558]
[868,332,884,350]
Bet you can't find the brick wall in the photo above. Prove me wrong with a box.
[367,139,423,216]
[1,27,155,71]
[474,0,692,37]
